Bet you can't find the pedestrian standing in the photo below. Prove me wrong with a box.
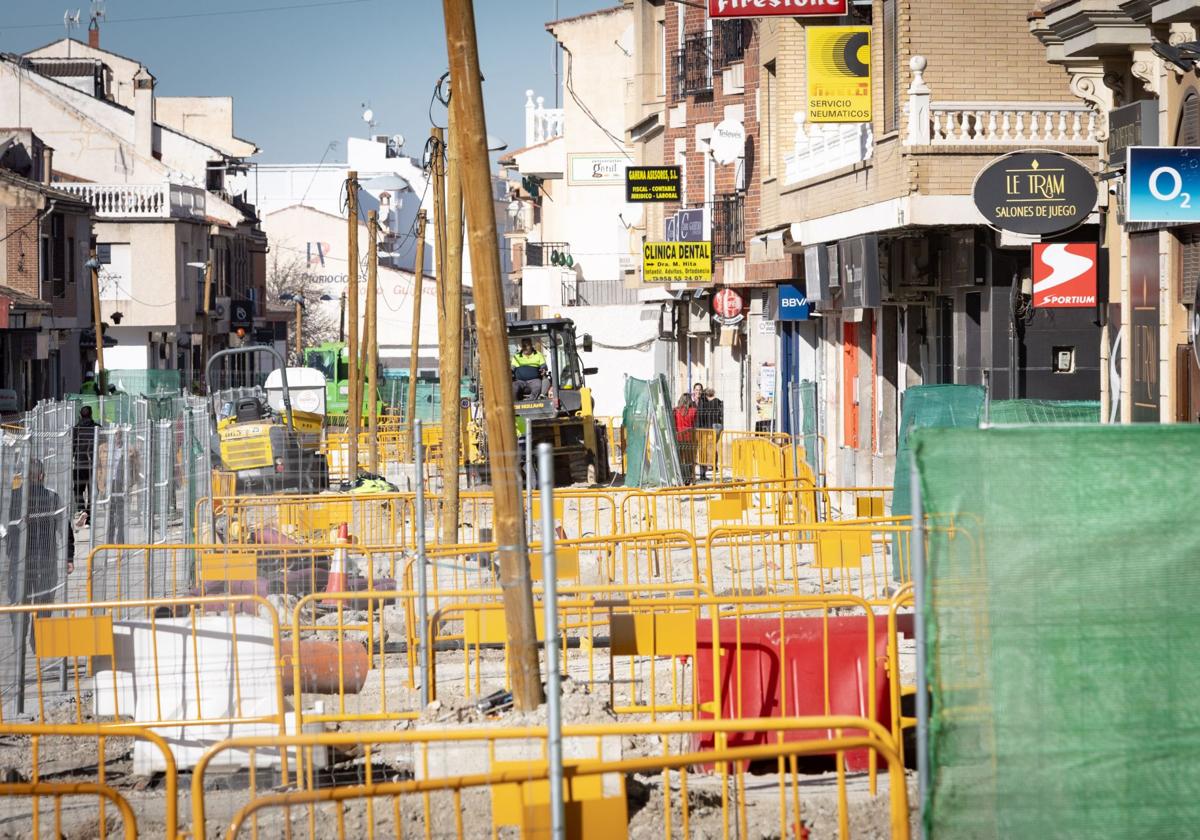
[6,459,74,651]
[673,393,697,482]
[72,405,100,526]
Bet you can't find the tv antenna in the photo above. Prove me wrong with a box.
[89,1,106,31]
[63,9,81,55]
[361,102,376,137]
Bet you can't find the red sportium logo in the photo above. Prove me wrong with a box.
[1032,243,1098,308]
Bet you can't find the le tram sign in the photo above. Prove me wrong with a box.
[972,151,1097,236]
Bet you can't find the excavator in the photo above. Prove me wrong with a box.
[206,346,328,494]
[467,317,611,486]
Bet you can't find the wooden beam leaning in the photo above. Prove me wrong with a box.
[405,210,428,460]
[346,171,360,476]
[442,0,544,709]
[440,95,464,544]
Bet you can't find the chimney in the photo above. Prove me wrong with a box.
[41,145,53,186]
[88,16,99,49]
[133,68,155,159]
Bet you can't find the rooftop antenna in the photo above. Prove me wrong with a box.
[63,9,81,56]
[89,1,106,38]
[361,102,376,138]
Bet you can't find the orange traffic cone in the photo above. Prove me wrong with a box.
[322,523,350,604]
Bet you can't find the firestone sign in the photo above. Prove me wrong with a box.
[709,0,847,17]
[972,151,1096,236]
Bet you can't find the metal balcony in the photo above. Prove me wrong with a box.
[709,194,745,258]
[673,34,713,100]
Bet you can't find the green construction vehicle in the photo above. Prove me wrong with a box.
[302,341,384,419]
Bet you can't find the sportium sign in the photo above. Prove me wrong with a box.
[709,0,847,17]
[806,26,871,123]
[1032,243,1098,308]
[972,151,1096,236]
[642,241,712,284]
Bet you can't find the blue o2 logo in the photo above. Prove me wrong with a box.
[1128,147,1200,223]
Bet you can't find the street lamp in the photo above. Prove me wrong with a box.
[279,293,307,362]
[84,254,105,388]
[319,292,346,342]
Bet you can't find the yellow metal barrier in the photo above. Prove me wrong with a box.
[192,717,909,840]
[706,522,912,605]
[887,584,917,766]
[0,723,179,839]
[0,596,288,742]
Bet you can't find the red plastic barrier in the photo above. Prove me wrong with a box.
[695,614,891,770]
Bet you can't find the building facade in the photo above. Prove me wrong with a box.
[1032,0,1200,424]
[3,33,271,385]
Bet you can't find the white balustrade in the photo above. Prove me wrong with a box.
[906,55,1099,147]
[53,182,206,219]
[928,102,1097,146]
[784,112,874,185]
[524,89,565,146]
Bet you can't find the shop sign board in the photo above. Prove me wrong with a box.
[972,150,1097,235]
[1126,146,1200,224]
[710,0,847,18]
[642,241,712,284]
[777,283,811,320]
[1107,101,1157,161]
[626,166,681,202]
[711,287,746,325]
[665,208,705,243]
[1031,243,1098,308]
[806,26,871,123]
[567,154,626,185]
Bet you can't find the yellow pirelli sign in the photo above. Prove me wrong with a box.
[807,26,872,123]
[642,241,712,284]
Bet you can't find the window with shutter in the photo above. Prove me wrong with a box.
[1175,89,1200,146]
[883,0,898,133]
[1181,229,1200,305]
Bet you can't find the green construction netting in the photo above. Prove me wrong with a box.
[797,379,819,476]
[892,385,986,519]
[621,374,683,488]
[914,425,1200,839]
[986,398,1100,424]
[106,369,182,395]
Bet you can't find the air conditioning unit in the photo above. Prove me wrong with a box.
[214,296,231,333]
[688,299,712,335]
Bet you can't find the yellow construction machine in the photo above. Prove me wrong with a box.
[206,346,329,494]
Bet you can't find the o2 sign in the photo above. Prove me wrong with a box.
[1126,146,1200,223]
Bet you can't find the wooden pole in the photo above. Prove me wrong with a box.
[366,210,380,474]
[201,235,214,392]
[346,171,360,474]
[430,126,447,470]
[89,245,104,382]
[440,97,464,544]
[406,210,428,458]
[294,300,303,362]
[442,0,543,709]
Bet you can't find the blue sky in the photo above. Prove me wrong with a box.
[2,0,604,162]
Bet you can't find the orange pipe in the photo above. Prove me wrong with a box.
[280,639,369,695]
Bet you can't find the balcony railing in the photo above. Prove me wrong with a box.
[524,90,565,146]
[710,194,745,258]
[53,182,207,219]
[673,33,713,101]
[906,56,1100,147]
[562,277,642,307]
[785,113,875,185]
[712,20,749,68]
[525,241,571,268]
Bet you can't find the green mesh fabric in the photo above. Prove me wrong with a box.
[914,426,1200,839]
[986,399,1100,424]
[106,369,182,395]
[892,385,986,519]
[621,375,683,488]
[798,379,820,476]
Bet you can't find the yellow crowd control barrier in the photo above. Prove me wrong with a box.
[705,522,912,605]
[191,717,909,840]
[0,596,289,744]
[0,723,178,839]
[887,584,917,766]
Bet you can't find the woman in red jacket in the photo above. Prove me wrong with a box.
[674,393,697,482]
